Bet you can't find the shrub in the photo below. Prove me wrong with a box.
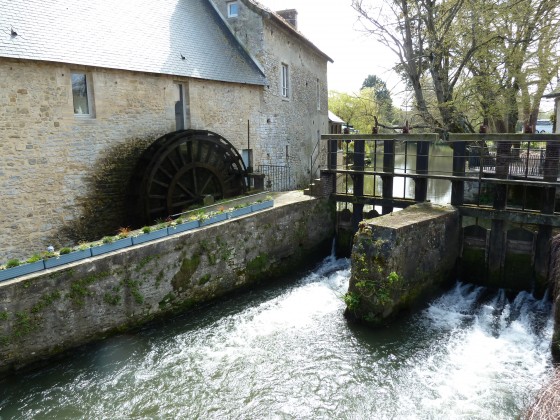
[142,226,152,234]
[102,236,114,244]
[59,247,71,255]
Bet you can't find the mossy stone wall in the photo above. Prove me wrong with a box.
[345,203,460,325]
[0,195,334,374]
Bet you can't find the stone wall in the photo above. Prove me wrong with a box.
[211,0,330,187]
[344,203,460,325]
[0,59,265,262]
[551,234,560,361]
[0,194,334,374]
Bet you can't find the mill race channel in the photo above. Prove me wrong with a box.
[0,249,553,419]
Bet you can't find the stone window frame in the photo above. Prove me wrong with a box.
[71,71,95,118]
[227,1,238,17]
[281,63,290,99]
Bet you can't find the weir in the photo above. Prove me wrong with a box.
[313,132,560,290]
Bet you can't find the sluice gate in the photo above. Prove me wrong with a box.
[315,132,560,292]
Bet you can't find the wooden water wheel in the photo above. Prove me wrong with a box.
[129,130,247,225]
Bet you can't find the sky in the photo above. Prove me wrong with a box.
[256,0,555,114]
[256,0,411,108]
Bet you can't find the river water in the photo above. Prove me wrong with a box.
[0,252,553,419]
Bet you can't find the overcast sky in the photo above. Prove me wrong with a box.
[257,0,411,107]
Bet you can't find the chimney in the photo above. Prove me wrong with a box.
[276,9,298,30]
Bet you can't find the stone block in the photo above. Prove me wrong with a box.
[345,203,460,325]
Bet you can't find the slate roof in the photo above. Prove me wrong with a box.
[0,0,267,86]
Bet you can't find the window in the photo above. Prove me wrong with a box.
[71,72,93,116]
[227,1,238,17]
[316,78,321,110]
[281,63,289,98]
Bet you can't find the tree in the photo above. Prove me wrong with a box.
[329,90,380,133]
[361,75,395,123]
[351,0,560,133]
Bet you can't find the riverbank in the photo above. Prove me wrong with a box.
[0,192,334,375]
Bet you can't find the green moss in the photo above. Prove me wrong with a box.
[159,292,176,309]
[0,311,8,321]
[171,254,200,292]
[123,278,144,304]
[103,292,121,305]
[136,255,157,271]
[246,253,269,280]
[31,291,61,313]
[13,312,35,337]
[155,270,165,288]
[198,274,211,285]
[67,271,110,307]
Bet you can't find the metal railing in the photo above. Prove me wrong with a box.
[256,164,291,192]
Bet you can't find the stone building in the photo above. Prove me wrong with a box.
[0,0,331,261]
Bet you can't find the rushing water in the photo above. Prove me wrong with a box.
[0,254,553,419]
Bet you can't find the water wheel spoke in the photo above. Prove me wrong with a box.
[175,181,196,198]
[166,155,179,172]
[178,144,187,167]
[170,199,196,209]
[199,173,215,195]
[158,166,174,180]
[203,145,213,164]
[153,179,170,188]
[191,166,199,195]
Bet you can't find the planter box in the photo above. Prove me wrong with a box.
[0,260,45,282]
[91,237,133,256]
[44,248,92,269]
[167,220,199,235]
[132,228,168,245]
[228,206,253,219]
[251,200,274,212]
[200,212,228,226]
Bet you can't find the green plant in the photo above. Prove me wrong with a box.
[42,251,56,260]
[102,236,114,244]
[195,210,207,222]
[344,292,360,310]
[26,254,42,263]
[59,247,71,255]
[142,226,152,234]
[6,259,20,268]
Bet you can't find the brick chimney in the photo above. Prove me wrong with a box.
[276,9,298,30]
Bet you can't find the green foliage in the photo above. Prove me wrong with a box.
[6,259,20,268]
[102,236,114,244]
[142,226,152,234]
[344,292,361,310]
[26,254,42,263]
[59,247,72,255]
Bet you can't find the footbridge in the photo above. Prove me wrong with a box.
[310,132,560,290]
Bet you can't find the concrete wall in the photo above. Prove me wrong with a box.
[344,203,460,325]
[0,194,334,374]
